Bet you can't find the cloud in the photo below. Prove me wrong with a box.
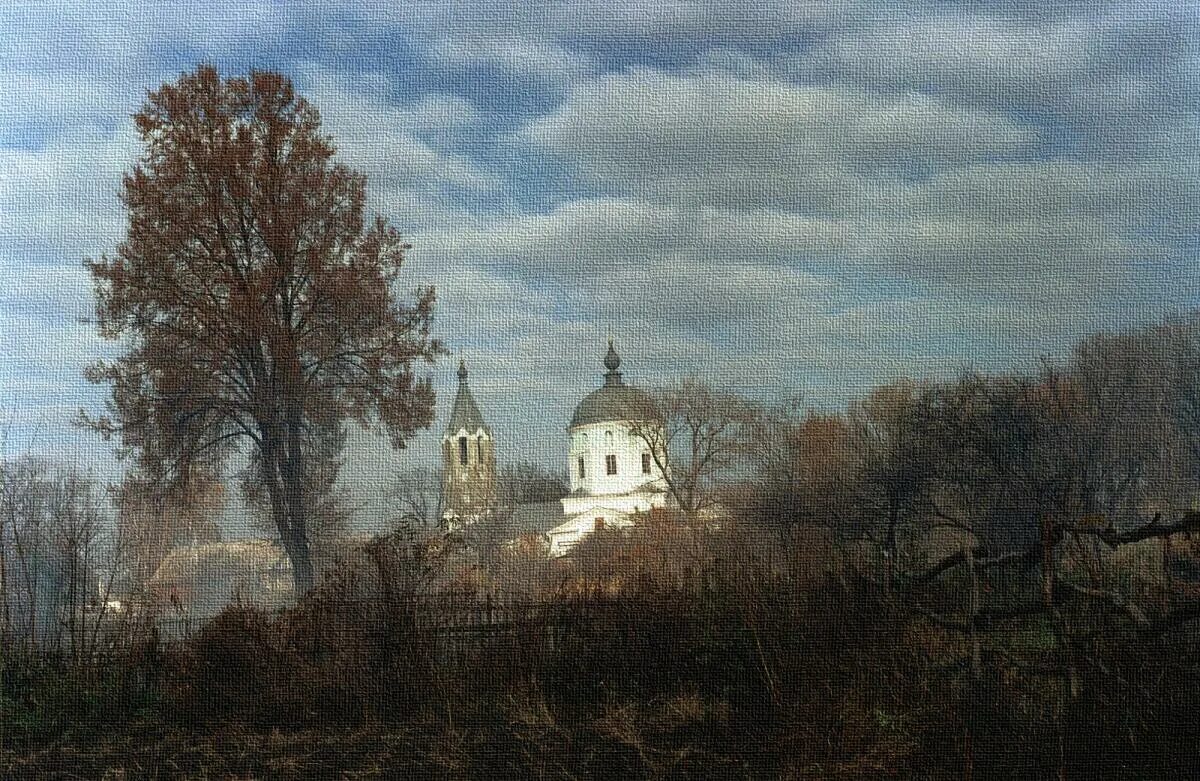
[2,0,1198,502]
[0,123,136,254]
[426,199,849,272]
[780,9,1200,155]
[298,67,504,210]
[521,69,1040,205]
[427,37,596,88]
[419,189,1189,307]
[507,62,1196,306]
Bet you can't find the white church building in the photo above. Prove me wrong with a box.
[442,341,670,556]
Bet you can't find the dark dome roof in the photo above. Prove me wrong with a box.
[568,341,657,428]
[569,383,656,429]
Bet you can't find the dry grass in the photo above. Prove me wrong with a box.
[6,523,1200,779]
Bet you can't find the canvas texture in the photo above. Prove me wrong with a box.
[2,2,1199,778]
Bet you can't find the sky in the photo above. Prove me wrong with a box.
[1,0,1199,526]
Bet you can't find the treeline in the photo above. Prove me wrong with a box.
[4,315,1200,779]
[749,314,1200,570]
[0,460,116,659]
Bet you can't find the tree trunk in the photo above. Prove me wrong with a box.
[0,532,10,648]
[281,404,314,594]
[966,550,982,679]
[281,530,315,595]
[1040,513,1074,781]
[260,421,315,595]
[1039,513,1056,610]
[964,549,981,781]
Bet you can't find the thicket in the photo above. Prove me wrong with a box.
[5,316,1200,778]
[3,519,1200,780]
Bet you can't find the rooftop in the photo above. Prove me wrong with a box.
[446,360,490,435]
[569,341,657,429]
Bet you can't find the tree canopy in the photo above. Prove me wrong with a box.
[85,66,444,591]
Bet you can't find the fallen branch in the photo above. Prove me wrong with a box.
[1142,601,1200,637]
[1061,512,1200,549]
[1057,581,1149,628]
[911,512,1200,589]
[907,547,1030,587]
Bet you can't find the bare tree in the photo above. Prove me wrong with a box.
[845,380,943,594]
[389,466,446,530]
[629,378,762,518]
[497,460,568,507]
[0,458,121,662]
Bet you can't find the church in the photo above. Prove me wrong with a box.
[441,342,670,556]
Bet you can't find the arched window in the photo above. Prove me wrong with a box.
[606,454,617,475]
[477,438,484,463]
[578,457,586,479]
[604,430,613,445]
[458,437,468,466]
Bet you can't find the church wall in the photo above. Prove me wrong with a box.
[560,489,664,519]
[567,420,667,498]
[547,509,638,557]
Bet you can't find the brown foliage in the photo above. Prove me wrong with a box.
[84,66,444,592]
[12,286,1197,777]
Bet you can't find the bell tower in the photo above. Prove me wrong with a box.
[441,360,496,526]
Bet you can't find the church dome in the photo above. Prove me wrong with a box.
[568,342,657,429]
[569,384,657,428]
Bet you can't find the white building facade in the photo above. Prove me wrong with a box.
[548,342,669,556]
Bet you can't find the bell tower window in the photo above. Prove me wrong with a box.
[458,436,468,466]
[606,454,617,475]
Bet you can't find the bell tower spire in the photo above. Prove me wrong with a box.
[441,359,496,528]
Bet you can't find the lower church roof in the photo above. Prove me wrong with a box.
[498,500,565,537]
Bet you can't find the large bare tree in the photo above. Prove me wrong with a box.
[84,67,443,592]
[629,379,762,518]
